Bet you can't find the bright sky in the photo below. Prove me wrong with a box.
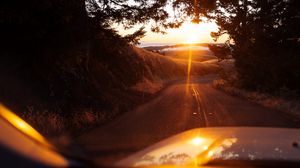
[116,21,228,45]
[114,1,228,45]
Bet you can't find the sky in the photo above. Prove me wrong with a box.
[113,1,228,45]
[116,21,228,45]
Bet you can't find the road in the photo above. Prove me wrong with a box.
[76,74,300,164]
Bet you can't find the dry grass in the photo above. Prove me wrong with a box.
[212,62,300,119]
[22,106,118,137]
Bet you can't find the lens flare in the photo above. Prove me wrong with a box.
[0,104,51,147]
[190,137,204,146]
[185,36,199,44]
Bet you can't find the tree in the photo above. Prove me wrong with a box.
[86,0,185,36]
[123,27,146,45]
[176,0,300,92]
[208,44,231,61]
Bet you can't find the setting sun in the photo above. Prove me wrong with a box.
[183,23,201,44]
[185,35,199,44]
[117,21,227,44]
[181,22,218,44]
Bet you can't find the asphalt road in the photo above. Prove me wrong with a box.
[76,74,300,165]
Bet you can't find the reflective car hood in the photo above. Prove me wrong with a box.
[116,127,300,167]
[0,104,72,167]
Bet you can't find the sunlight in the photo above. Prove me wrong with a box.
[0,104,51,148]
[185,43,194,95]
[208,151,214,157]
[117,21,225,44]
[190,137,204,146]
[182,22,218,44]
[186,45,193,85]
[185,34,199,44]
[183,23,201,44]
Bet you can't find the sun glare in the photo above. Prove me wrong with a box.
[0,104,51,148]
[117,20,226,44]
[185,36,199,44]
[181,22,218,44]
[190,137,204,146]
[183,23,200,44]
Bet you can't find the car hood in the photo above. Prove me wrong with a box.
[116,127,300,167]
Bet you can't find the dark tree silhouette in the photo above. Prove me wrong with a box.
[210,0,300,92]
[208,44,231,61]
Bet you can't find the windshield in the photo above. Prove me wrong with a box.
[1,0,300,167]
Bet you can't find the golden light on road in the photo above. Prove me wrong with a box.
[186,45,193,89]
[0,104,51,148]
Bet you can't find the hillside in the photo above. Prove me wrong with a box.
[0,36,218,136]
[0,0,220,136]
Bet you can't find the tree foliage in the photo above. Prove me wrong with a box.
[86,0,185,34]
[210,0,300,91]
[208,44,231,61]
[123,27,146,45]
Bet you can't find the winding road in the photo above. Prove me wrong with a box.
[76,74,300,164]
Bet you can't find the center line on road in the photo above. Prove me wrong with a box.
[191,85,209,127]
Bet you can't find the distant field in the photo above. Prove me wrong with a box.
[163,49,215,62]
[143,43,210,51]
[143,44,217,62]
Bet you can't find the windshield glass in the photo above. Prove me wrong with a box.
[1,0,300,167]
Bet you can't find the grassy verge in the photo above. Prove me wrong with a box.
[22,106,118,137]
[213,60,300,120]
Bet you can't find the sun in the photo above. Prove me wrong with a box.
[182,23,201,44]
[118,19,224,44]
[177,21,220,44]
[185,35,199,44]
